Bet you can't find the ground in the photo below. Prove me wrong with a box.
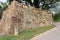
[0,25,54,40]
[31,22,60,40]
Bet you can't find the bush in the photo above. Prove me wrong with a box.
[0,13,2,19]
[53,13,60,22]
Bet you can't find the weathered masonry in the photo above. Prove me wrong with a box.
[0,0,53,35]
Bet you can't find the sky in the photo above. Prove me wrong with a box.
[0,0,7,2]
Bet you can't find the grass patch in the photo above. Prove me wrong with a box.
[0,25,55,40]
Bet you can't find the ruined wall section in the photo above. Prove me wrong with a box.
[0,1,53,35]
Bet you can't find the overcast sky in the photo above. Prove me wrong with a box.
[0,0,7,2]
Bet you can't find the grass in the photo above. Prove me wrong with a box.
[0,25,55,40]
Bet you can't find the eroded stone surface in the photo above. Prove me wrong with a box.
[0,1,53,35]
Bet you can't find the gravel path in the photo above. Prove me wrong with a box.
[31,22,60,40]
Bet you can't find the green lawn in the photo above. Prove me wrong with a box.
[0,25,55,40]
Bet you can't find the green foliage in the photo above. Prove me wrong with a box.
[7,0,60,10]
[52,2,60,22]
[0,2,8,10]
[0,25,55,40]
[0,2,8,19]
[8,0,60,10]
[0,4,3,19]
[53,13,60,22]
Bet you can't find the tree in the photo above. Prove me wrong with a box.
[0,5,3,19]
[8,0,60,10]
[0,2,8,19]
[36,0,60,9]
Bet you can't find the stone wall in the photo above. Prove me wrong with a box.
[0,1,53,35]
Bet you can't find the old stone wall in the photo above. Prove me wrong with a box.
[0,1,53,35]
